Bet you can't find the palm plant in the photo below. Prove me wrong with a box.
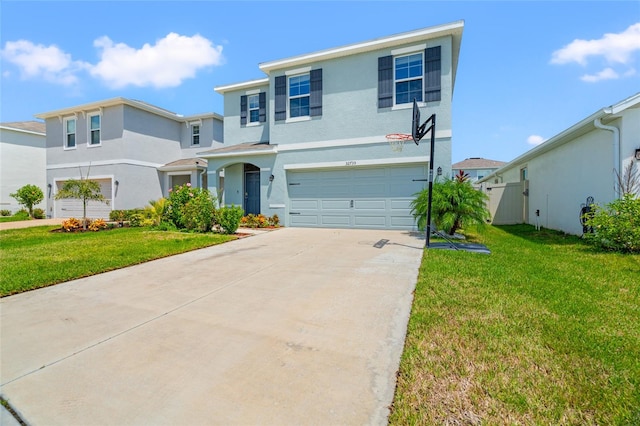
[411,170,490,235]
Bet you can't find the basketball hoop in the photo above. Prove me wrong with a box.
[385,133,412,152]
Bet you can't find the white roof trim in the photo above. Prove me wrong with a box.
[199,146,278,159]
[35,97,222,122]
[284,156,430,170]
[0,125,45,136]
[214,78,269,94]
[259,21,464,72]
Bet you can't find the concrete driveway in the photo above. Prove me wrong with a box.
[0,227,424,425]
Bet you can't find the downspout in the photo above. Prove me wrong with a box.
[593,117,620,198]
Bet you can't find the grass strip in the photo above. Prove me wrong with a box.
[0,226,235,296]
[390,224,640,425]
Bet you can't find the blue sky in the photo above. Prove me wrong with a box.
[1,1,639,163]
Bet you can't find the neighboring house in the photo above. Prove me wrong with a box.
[0,121,47,213]
[477,92,640,235]
[452,157,506,183]
[35,98,223,219]
[202,21,464,230]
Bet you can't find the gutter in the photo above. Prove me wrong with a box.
[593,117,620,197]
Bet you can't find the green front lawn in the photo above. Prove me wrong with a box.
[390,225,639,425]
[0,226,235,296]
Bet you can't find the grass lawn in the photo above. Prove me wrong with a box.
[0,226,235,296]
[390,224,639,425]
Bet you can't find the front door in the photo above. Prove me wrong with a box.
[244,165,260,215]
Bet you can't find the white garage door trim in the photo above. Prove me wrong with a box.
[287,164,426,230]
[55,178,113,219]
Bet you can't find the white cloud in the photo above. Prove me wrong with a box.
[90,33,224,89]
[527,135,546,146]
[0,40,89,85]
[580,67,619,83]
[551,22,640,66]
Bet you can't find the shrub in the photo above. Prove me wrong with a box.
[110,210,127,222]
[154,221,178,232]
[165,184,213,229]
[10,184,44,219]
[584,193,640,253]
[240,213,280,228]
[88,219,107,232]
[0,209,11,217]
[216,205,244,234]
[61,218,81,232]
[269,214,280,227]
[181,192,215,232]
[12,210,30,221]
[146,198,167,226]
[33,208,45,219]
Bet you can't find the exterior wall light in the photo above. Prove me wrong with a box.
[437,166,442,176]
[635,148,640,161]
[269,174,275,182]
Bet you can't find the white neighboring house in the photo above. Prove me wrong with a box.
[477,92,640,236]
[0,121,47,214]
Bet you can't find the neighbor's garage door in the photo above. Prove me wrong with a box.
[287,165,426,229]
[55,178,112,219]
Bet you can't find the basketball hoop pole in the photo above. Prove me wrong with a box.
[423,114,436,249]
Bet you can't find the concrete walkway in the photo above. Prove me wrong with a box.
[0,218,63,231]
[0,228,424,425]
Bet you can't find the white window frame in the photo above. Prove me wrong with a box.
[393,51,424,106]
[88,113,101,147]
[287,73,310,120]
[191,124,200,146]
[63,117,76,150]
[248,94,260,123]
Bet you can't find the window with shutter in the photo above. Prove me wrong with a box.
[240,95,248,125]
[275,76,286,121]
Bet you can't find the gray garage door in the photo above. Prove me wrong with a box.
[55,178,112,219]
[287,165,426,229]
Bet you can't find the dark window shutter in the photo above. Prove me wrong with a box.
[240,95,247,125]
[274,76,286,121]
[425,46,441,102]
[310,68,323,117]
[378,55,393,108]
[259,92,266,122]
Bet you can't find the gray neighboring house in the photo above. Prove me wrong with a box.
[452,157,506,183]
[202,21,464,230]
[0,121,47,213]
[478,92,640,235]
[35,98,223,219]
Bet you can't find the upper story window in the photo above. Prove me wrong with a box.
[64,117,76,149]
[240,92,266,125]
[88,114,101,146]
[192,125,200,145]
[394,53,423,105]
[248,94,260,123]
[289,74,310,118]
[378,45,441,109]
[274,69,322,122]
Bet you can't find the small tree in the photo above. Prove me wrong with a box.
[55,179,107,230]
[411,171,490,235]
[10,184,44,219]
[584,193,640,253]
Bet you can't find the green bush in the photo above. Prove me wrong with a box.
[584,193,640,253]
[181,191,215,232]
[216,205,244,234]
[109,210,127,222]
[165,184,214,230]
[33,208,45,219]
[1,209,11,216]
[12,210,30,221]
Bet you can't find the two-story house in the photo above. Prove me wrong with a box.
[35,98,223,219]
[201,21,464,230]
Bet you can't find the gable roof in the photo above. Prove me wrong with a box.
[0,121,46,135]
[216,21,464,94]
[452,158,506,170]
[34,97,223,122]
[477,92,640,184]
